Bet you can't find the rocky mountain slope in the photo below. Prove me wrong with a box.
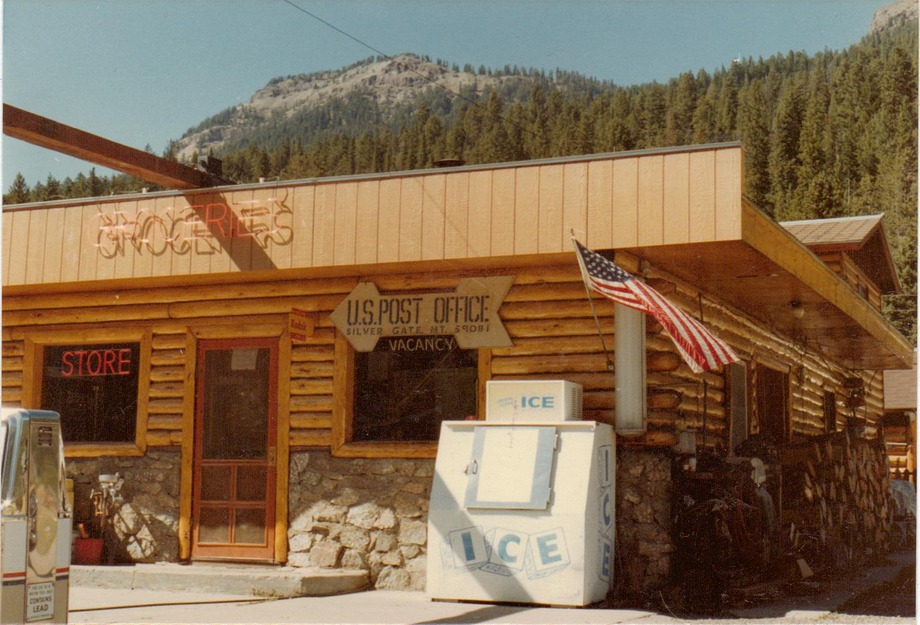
[173,53,534,162]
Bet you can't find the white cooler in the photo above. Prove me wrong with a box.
[427,381,615,606]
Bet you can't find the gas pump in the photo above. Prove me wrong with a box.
[1,408,72,624]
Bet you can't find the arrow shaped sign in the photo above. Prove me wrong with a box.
[330,276,515,352]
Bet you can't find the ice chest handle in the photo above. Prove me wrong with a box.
[463,426,556,510]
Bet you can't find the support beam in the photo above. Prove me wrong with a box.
[3,104,230,189]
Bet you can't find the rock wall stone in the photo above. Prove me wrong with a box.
[615,448,674,599]
[287,451,432,590]
[64,446,673,598]
[66,451,180,562]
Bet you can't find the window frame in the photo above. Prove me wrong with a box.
[753,360,791,444]
[23,328,151,457]
[332,332,488,458]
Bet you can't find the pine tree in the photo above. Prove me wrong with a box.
[4,173,30,204]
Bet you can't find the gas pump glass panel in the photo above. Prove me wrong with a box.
[464,426,556,509]
[192,340,277,561]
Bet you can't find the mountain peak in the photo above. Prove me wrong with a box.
[870,0,918,35]
[174,53,525,162]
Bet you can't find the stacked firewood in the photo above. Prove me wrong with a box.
[780,431,892,569]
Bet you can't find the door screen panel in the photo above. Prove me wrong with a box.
[192,339,277,561]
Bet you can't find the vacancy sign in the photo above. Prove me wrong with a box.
[330,276,515,351]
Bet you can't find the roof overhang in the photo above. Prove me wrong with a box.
[624,202,914,371]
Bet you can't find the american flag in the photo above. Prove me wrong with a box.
[573,238,739,373]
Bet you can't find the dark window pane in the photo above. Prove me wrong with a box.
[236,466,267,502]
[201,348,269,460]
[353,336,477,442]
[200,465,231,501]
[40,343,140,443]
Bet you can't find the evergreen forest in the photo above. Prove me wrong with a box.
[5,19,917,342]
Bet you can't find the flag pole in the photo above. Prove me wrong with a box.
[572,232,615,371]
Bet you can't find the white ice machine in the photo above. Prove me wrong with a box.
[427,381,615,606]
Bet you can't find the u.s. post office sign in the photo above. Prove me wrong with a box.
[330,276,514,351]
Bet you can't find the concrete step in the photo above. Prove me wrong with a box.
[71,563,370,598]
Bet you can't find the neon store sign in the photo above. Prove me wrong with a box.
[60,348,132,377]
[91,197,293,258]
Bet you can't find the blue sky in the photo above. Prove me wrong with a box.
[2,0,891,190]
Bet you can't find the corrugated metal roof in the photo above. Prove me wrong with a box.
[780,214,883,248]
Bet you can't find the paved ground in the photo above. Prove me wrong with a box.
[66,550,915,625]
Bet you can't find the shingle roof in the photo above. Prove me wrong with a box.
[780,214,884,249]
[885,351,918,410]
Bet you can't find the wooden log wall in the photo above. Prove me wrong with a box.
[1,254,884,455]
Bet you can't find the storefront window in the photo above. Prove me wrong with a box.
[40,343,141,444]
[352,335,478,442]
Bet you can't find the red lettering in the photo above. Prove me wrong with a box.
[117,349,131,375]
[59,348,132,377]
[103,349,117,375]
[86,350,102,376]
[74,350,87,376]
[61,351,75,377]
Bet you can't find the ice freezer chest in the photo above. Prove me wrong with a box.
[427,419,615,606]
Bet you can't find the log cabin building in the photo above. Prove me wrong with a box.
[2,142,913,599]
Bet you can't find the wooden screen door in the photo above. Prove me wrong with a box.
[192,338,277,561]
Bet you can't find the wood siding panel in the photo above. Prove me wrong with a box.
[333,181,358,266]
[377,179,401,263]
[7,210,29,285]
[663,152,690,244]
[112,200,139,280]
[313,184,336,267]
[60,206,84,283]
[490,169,516,257]
[2,212,13,285]
[41,205,65,283]
[78,204,99,281]
[291,186,315,268]
[355,180,379,265]
[562,163,588,250]
[468,170,492,257]
[538,165,563,253]
[150,196,177,277]
[587,160,613,250]
[26,209,48,284]
[514,167,540,255]
[715,148,743,240]
[421,174,446,261]
[399,178,423,262]
[168,197,193,277]
[444,172,470,259]
[611,158,639,248]
[637,155,664,246]
[251,187,281,272]
[205,195,232,275]
[689,150,716,242]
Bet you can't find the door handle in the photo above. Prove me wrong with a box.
[267,446,276,465]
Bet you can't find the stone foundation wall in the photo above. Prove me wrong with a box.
[64,446,672,598]
[287,451,432,590]
[615,448,674,599]
[66,451,180,562]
